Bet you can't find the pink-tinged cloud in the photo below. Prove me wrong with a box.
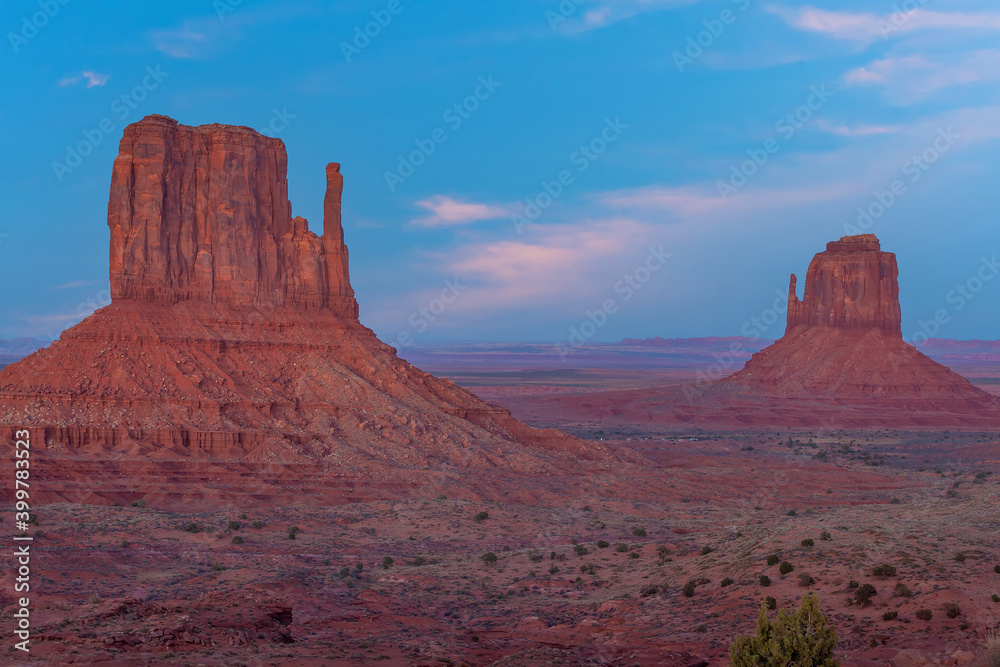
[769,6,1000,45]
[814,120,899,137]
[439,218,657,311]
[411,196,511,228]
[845,51,1000,101]
[59,71,110,88]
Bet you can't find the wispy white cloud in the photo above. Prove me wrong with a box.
[150,24,208,59]
[59,71,109,88]
[411,196,512,228]
[844,50,1000,102]
[814,119,900,137]
[555,0,706,33]
[769,6,1000,46]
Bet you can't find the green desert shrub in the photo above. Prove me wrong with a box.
[779,561,794,575]
[481,552,498,565]
[820,531,832,541]
[474,511,489,522]
[854,584,878,608]
[632,527,647,537]
[228,520,241,531]
[872,563,897,578]
[883,610,898,621]
[231,536,244,545]
[798,573,814,587]
[681,581,696,597]
[573,544,588,556]
[596,540,610,548]
[615,543,629,553]
[382,556,394,569]
[721,577,734,588]
[759,575,771,587]
[991,594,999,603]
[994,564,1000,574]
[944,602,961,619]
[702,546,713,555]
[915,609,932,621]
[893,583,912,598]
[765,596,777,610]
[729,593,839,666]
[640,584,662,597]
[801,539,815,547]
[767,555,780,567]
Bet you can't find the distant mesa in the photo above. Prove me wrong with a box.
[0,115,613,507]
[724,234,995,402]
[511,235,1000,428]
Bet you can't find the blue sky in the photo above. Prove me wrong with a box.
[1,0,998,347]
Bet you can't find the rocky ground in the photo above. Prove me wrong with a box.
[5,425,1000,666]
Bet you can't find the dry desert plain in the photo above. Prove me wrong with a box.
[7,344,1000,667]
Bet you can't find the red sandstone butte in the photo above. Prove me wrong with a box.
[726,234,997,402]
[502,235,1000,429]
[0,115,613,508]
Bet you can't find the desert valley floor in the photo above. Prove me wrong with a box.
[7,342,1000,667]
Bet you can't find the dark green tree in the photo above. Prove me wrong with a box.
[730,593,839,666]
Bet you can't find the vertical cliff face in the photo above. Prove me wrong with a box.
[786,234,901,334]
[108,114,357,316]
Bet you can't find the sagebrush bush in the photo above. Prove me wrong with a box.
[759,575,771,587]
[729,593,839,666]
[681,581,696,597]
[872,563,897,578]
[915,609,932,621]
[767,554,780,566]
[779,561,794,575]
[854,584,877,608]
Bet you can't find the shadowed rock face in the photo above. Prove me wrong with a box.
[108,115,356,316]
[0,115,610,508]
[786,234,901,333]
